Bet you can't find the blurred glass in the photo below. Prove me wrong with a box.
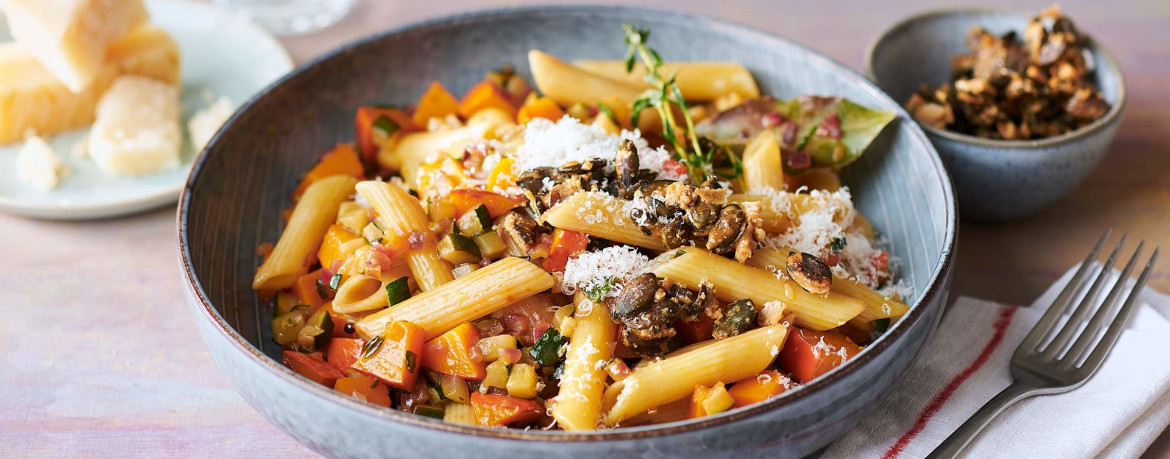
[214,0,356,36]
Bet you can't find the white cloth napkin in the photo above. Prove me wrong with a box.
[823,265,1170,459]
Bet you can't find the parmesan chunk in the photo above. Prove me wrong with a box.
[88,76,180,175]
[0,26,181,144]
[187,96,234,152]
[4,0,149,92]
[17,135,67,191]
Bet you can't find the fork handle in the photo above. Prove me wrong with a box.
[926,383,1036,459]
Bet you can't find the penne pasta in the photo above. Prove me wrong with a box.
[572,60,760,101]
[355,181,455,292]
[603,322,789,425]
[380,109,515,186]
[740,130,785,192]
[541,191,666,251]
[332,273,389,313]
[254,175,359,290]
[527,50,659,132]
[354,257,554,340]
[746,246,909,330]
[552,294,617,431]
[651,247,865,331]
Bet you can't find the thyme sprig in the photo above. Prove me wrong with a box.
[622,24,741,183]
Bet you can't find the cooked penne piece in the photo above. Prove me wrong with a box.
[572,60,759,101]
[552,294,617,431]
[355,181,455,292]
[381,109,515,185]
[728,190,852,234]
[541,191,666,251]
[527,50,659,132]
[651,247,865,331]
[254,175,359,290]
[354,257,554,340]
[332,273,391,313]
[603,322,789,425]
[797,168,842,192]
[740,130,784,192]
[746,246,909,329]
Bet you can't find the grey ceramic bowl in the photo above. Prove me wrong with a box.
[178,6,957,458]
[866,9,1124,222]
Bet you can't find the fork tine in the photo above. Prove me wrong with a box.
[1018,229,1112,354]
[1062,242,1145,367]
[1075,248,1158,378]
[1040,233,1128,359]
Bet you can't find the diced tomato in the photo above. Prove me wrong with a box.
[355,106,416,165]
[334,375,392,407]
[412,81,460,126]
[351,321,426,390]
[293,143,365,199]
[470,392,544,427]
[822,252,840,267]
[872,251,890,274]
[291,269,328,308]
[458,81,517,118]
[543,229,589,273]
[777,328,861,383]
[726,370,790,408]
[318,224,362,271]
[516,96,564,124]
[661,159,688,178]
[421,322,486,381]
[446,189,524,219]
[283,351,345,387]
[674,315,716,345]
[326,338,365,373]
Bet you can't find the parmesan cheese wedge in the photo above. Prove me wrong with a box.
[88,76,181,176]
[17,134,68,191]
[0,25,180,144]
[3,0,149,92]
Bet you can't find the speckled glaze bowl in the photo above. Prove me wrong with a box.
[178,6,957,458]
[866,9,1125,222]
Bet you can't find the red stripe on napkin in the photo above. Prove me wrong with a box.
[882,304,1019,459]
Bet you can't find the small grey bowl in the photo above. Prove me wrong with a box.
[866,9,1125,222]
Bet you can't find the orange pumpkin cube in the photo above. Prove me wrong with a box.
[516,96,564,124]
[334,375,393,407]
[421,322,486,381]
[293,143,364,199]
[411,81,460,126]
[317,224,362,271]
[727,370,791,408]
[351,321,426,390]
[470,392,544,427]
[458,81,516,118]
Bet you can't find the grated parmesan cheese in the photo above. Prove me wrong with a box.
[517,116,687,180]
[561,245,650,297]
[810,336,833,358]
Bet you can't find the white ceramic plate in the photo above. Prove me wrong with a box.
[0,0,293,220]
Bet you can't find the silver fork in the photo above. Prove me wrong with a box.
[928,230,1159,458]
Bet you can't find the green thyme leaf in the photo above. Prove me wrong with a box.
[360,335,385,360]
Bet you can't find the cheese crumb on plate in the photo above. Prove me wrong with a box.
[17,135,67,191]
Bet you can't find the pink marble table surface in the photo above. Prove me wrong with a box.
[2,0,1167,457]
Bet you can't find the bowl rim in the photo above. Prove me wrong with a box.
[177,4,958,444]
[864,7,1127,149]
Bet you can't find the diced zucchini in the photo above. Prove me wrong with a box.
[506,363,540,399]
[440,374,470,404]
[414,404,445,419]
[427,198,458,223]
[296,309,335,351]
[566,102,590,121]
[456,204,491,237]
[553,304,577,336]
[483,360,510,390]
[700,383,735,416]
[275,291,300,316]
[371,115,400,139]
[452,263,480,278]
[361,222,385,244]
[473,231,507,260]
[271,309,309,345]
[477,334,518,362]
[384,276,411,306]
[438,233,482,265]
